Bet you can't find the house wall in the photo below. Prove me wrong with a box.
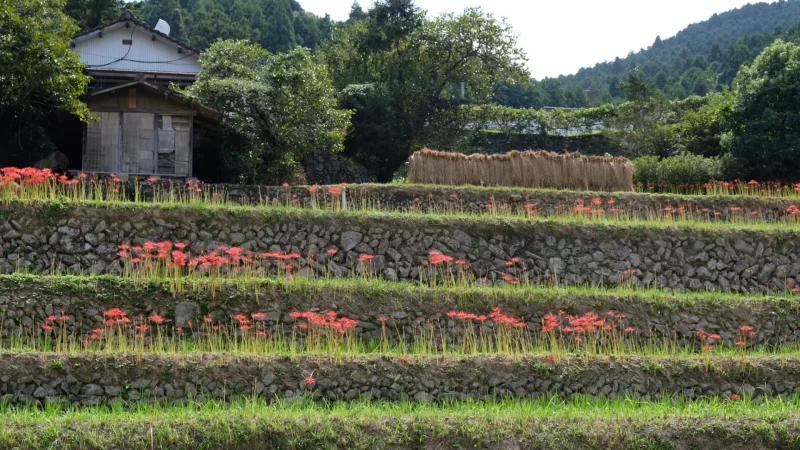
[83,88,193,176]
[73,25,201,74]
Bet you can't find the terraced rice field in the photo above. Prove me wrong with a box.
[2,171,800,448]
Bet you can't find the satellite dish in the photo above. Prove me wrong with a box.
[154,19,170,36]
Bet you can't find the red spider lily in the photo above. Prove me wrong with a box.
[174,327,183,332]
[117,317,131,324]
[592,197,602,205]
[282,183,289,187]
[326,248,338,255]
[623,327,636,333]
[502,274,519,285]
[41,325,54,331]
[449,193,458,199]
[357,254,374,262]
[251,312,267,320]
[304,376,316,385]
[546,355,556,363]
[702,345,713,351]
[44,315,57,323]
[204,316,213,323]
[257,330,268,337]
[148,177,157,182]
[488,307,525,327]
[400,354,410,361]
[149,315,165,324]
[739,325,754,332]
[136,324,149,332]
[429,250,453,265]
[378,317,388,324]
[542,313,560,332]
[240,325,251,331]
[736,341,745,347]
[730,393,740,401]
[309,186,319,193]
[747,180,759,186]
[232,314,250,324]
[104,308,127,318]
[329,187,342,195]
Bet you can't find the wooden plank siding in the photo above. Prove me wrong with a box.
[83,86,200,177]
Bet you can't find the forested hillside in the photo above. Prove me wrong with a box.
[63,0,336,52]
[495,0,800,108]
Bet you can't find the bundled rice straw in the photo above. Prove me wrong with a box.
[407,149,634,192]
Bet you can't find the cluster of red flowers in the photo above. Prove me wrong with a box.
[357,253,374,263]
[118,242,302,269]
[1,167,60,186]
[446,307,525,328]
[572,198,606,216]
[429,250,454,265]
[541,310,633,336]
[735,324,757,348]
[289,310,358,334]
[185,179,203,193]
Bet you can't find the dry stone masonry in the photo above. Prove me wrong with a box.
[0,354,794,406]
[1,204,800,295]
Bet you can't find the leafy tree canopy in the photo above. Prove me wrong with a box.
[0,0,91,164]
[188,40,351,183]
[323,2,528,180]
[724,39,800,180]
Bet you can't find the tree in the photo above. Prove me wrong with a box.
[606,72,676,157]
[0,0,91,165]
[323,5,528,181]
[169,7,185,42]
[676,90,734,157]
[347,1,367,23]
[188,40,351,183]
[64,0,127,30]
[724,40,800,180]
[260,0,296,53]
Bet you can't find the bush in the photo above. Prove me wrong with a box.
[633,152,739,186]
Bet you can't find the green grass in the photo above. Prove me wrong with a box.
[8,197,800,232]
[1,396,799,449]
[5,272,798,309]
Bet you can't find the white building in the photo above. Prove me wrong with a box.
[66,10,220,178]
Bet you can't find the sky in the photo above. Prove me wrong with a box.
[298,0,778,79]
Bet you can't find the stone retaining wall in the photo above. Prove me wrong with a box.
[133,183,800,222]
[0,354,794,406]
[1,203,800,294]
[0,277,796,348]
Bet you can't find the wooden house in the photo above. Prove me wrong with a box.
[68,10,221,178]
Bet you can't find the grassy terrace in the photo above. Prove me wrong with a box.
[5,178,800,448]
[4,273,800,316]
[0,274,795,357]
[1,397,799,449]
[6,198,800,231]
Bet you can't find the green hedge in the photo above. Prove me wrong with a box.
[633,152,740,186]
